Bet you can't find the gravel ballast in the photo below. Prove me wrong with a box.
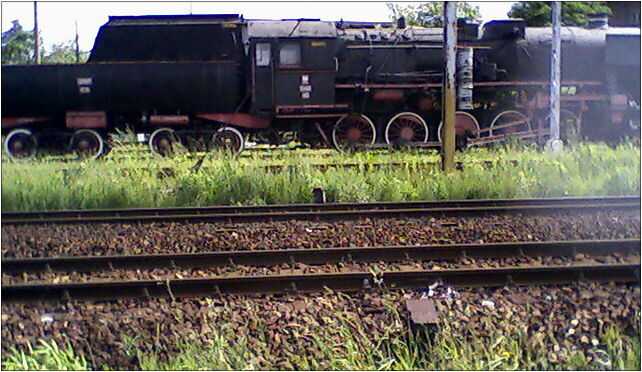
[2,210,639,258]
[2,209,639,369]
[1,283,639,369]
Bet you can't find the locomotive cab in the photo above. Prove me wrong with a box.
[245,20,343,118]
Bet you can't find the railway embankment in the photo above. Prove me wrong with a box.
[1,197,640,369]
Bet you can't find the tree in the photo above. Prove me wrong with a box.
[2,20,88,65]
[1,20,36,64]
[508,2,612,27]
[387,2,481,27]
[42,41,88,64]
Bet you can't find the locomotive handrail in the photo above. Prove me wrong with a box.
[336,80,605,89]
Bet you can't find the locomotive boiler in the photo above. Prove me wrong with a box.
[1,14,639,159]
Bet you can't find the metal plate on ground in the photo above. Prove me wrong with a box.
[405,299,439,324]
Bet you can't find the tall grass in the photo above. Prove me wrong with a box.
[1,142,639,212]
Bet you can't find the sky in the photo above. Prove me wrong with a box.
[1,1,515,51]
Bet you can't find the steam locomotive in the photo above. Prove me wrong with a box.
[2,14,640,159]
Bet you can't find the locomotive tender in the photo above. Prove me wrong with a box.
[2,14,640,159]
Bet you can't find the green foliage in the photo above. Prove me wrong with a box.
[508,2,612,26]
[1,142,639,212]
[387,1,481,27]
[41,41,88,64]
[121,333,251,370]
[1,20,35,64]
[1,340,89,370]
[2,19,87,65]
[600,319,641,370]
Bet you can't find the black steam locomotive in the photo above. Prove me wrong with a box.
[2,14,640,159]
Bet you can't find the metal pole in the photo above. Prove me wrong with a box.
[75,21,80,63]
[547,1,562,152]
[33,1,40,64]
[441,1,457,172]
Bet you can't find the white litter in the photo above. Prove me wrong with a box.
[567,328,576,336]
[481,300,495,310]
[40,314,54,323]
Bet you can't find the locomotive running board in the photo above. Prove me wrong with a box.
[1,117,49,129]
[196,113,270,129]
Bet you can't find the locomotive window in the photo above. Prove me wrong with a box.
[279,44,301,67]
[256,43,271,66]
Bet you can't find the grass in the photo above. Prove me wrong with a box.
[1,142,639,212]
[3,307,639,370]
[1,340,89,370]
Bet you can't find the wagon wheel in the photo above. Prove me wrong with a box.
[545,109,581,144]
[437,111,480,150]
[212,127,245,155]
[332,114,376,151]
[385,112,429,146]
[149,127,180,157]
[3,128,38,160]
[69,129,105,160]
[489,110,531,138]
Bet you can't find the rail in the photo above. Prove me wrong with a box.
[51,160,522,176]
[3,239,638,274]
[3,263,638,302]
[3,196,639,225]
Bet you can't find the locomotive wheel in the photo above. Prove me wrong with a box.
[69,129,105,160]
[212,127,245,155]
[489,110,531,137]
[385,112,429,145]
[3,128,38,160]
[149,127,180,157]
[437,111,481,148]
[332,114,376,151]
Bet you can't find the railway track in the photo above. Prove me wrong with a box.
[0,148,343,164]
[3,196,639,224]
[3,239,638,274]
[52,160,520,176]
[1,146,356,163]
[2,239,639,302]
[3,263,638,303]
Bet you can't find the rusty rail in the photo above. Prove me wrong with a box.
[54,161,505,176]
[3,263,638,302]
[55,160,520,176]
[3,239,639,275]
[3,196,639,225]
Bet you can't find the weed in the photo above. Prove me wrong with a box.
[1,340,89,370]
[1,142,639,212]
